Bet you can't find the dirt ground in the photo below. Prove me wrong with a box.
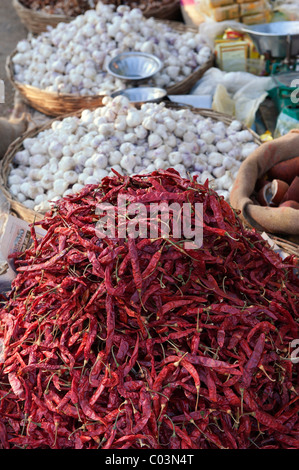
[0,0,27,118]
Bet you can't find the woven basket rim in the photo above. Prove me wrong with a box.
[1,102,297,254]
[13,0,181,21]
[142,0,181,17]
[6,52,103,102]
[6,17,214,116]
[262,233,299,256]
[3,105,297,256]
[13,0,75,21]
[7,47,214,98]
[0,103,261,220]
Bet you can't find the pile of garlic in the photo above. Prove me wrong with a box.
[8,95,259,213]
[12,2,212,95]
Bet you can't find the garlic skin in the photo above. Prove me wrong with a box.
[241,142,259,159]
[64,170,78,185]
[8,97,257,212]
[53,179,68,195]
[216,140,233,154]
[13,150,30,166]
[58,156,74,172]
[201,131,215,145]
[126,110,143,128]
[148,134,163,149]
[48,141,63,159]
[212,166,226,179]
[208,152,223,168]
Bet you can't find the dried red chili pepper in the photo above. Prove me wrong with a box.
[242,333,265,388]
[127,237,143,292]
[0,169,298,450]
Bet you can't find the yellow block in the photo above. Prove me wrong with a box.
[240,0,268,16]
[213,4,240,21]
[241,10,272,24]
[209,0,235,6]
[215,40,248,71]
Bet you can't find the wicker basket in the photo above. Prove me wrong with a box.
[3,106,297,256]
[261,234,299,258]
[2,106,297,257]
[9,200,43,224]
[6,52,214,117]
[13,0,74,35]
[143,0,181,20]
[13,0,181,35]
[0,105,260,222]
[6,18,214,117]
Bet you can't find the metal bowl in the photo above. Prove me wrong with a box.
[107,52,163,81]
[111,87,167,104]
[241,21,299,58]
[273,71,299,88]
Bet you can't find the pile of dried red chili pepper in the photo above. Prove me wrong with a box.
[0,169,298,449]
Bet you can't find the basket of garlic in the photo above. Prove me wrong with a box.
[13,0,181,36]
[6,2,214,117]
[12,0,75,35]
[0,96,261,224]
[100,0,182,21]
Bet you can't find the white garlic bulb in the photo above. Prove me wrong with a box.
[8,97,258,212]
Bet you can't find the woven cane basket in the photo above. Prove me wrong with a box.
[6,18,214,117]
[0,105,260,222]
[2,105,297,257]
[13,0,74,34]
[13,0,181,35]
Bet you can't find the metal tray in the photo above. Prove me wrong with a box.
[241,21,299,59]
[111,87,167,104]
